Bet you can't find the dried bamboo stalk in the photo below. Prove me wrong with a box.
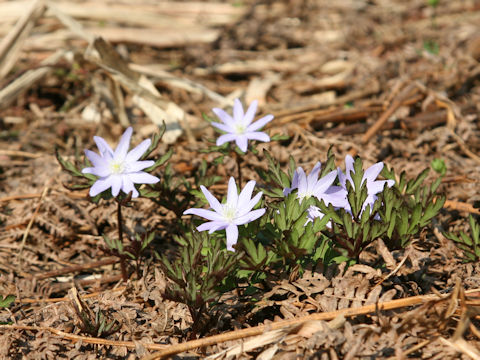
[0,0,45,79]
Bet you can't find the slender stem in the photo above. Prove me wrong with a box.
[235,151,243,188]
[117,201,127,282]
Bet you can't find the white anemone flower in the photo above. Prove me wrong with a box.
[338,155,395,214]
[283,162,348,208]
[283,162,348,226]
[183,177,265,251]
[82,127,159,198]
[211,98,273,153]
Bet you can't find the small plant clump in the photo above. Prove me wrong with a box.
[59,97,451,335]
[444,215,480,262]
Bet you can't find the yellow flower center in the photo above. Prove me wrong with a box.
[223,204,237,221]
[110,160,125,174]
[234,123,246,134]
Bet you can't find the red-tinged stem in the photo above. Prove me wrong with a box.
[235,151,243,188]
[117,201,127,282]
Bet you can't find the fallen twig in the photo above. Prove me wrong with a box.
[0,0,45,79]
[17,183,50,259]
[19,286,126,304]
[362,83,422,143]
[444,200,480,215]
[0,149,44,159]
[34,257,119,280]
[0,324,168,351]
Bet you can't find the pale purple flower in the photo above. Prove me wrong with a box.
[338,155,395,213]
[283,162,347,226]
[184,177,265,251]
[211,98,273,153]
[306,205,331,227]
[283,162,348,208]
[82,127,159,198]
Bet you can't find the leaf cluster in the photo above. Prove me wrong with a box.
[380,167,445,249]
[319,157,388,260]
[102,231,156,279]
[77,307,121,338]
[444,215,480,262]
[159,230,241,334]
[70,289,121,338]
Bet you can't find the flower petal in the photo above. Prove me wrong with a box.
[125,139,151,163]
[94,136,114,157]
[121,175,138,198]
[313,170,337,197]
[225,224,239,251]
[235,135,248,153]
[199,185,223,213]
[345,155,354,172]
[227,177,239,206]
[233,98,244,123]
[245,131,270,143]
[363,162,383,184]
[243,100,258,126]
[307,162,322,186]
[127,172,160,184]
[337,167,347,188]
[197,221,228,233]
[322,187,348,208]
[240,191,263,215]
[82,163,110,178]
[127,160,154,173]
[183,208,225,222]
[367,180,388,195]
[84,149,109,170]
[110,175,122,197]
[212,108,235,128]
[114,127,132,160]
[216,133,238,147]
[211,122,233,133]
[237,180,256,209]
[297,167,308,197]
[89,177,113,197]
[234,208,265,225]
[246,114,273,132]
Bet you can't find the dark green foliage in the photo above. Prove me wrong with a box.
[268,194,331,269]
[258,150,295,198]
[445,215,480,262]
[318,157,388,260]
[102,231,156,279]
[71,289,121,338]
[78,307,121,338]
[380,166,445,249]
[159,230,241,335]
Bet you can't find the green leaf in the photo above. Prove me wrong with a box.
[270,134,289,142]
[0,295,15,308]
[202,112,216,123]
[144,148,173,172]
[407,203,422,233]
[405,168,429,195]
